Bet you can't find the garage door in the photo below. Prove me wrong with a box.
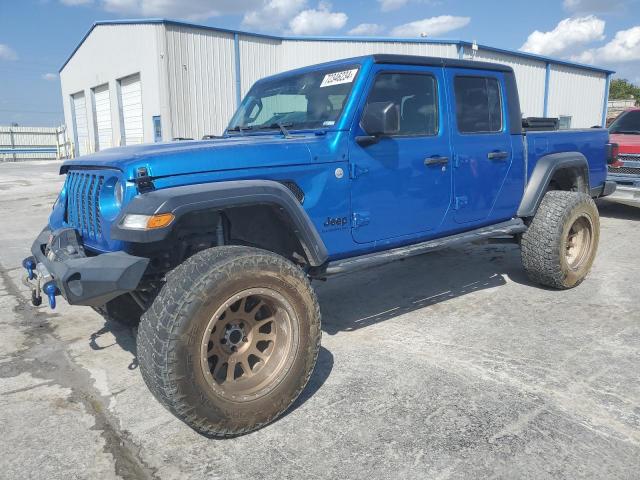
[119,74,143,145]
[71,92,89,156]
[93,84,112,151]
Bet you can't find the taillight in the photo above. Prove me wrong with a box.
[607,143,622,167]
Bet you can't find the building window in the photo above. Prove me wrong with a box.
[454,76,503,134]
[365,73,438,136]
[558,115,572,130]
[153,115,162,142]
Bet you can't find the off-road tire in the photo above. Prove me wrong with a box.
[521,191,600,289]
[92,294,143,327]
[137,245,321,437]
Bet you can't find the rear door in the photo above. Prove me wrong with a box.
[119,74,144,145]
[350,65,452,243]
[445,70,513,224]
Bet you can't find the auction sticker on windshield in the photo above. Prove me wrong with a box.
[320,69,358,88]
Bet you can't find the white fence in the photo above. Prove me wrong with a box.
[0,125,73,162]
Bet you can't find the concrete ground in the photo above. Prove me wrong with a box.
[0,160,638,480]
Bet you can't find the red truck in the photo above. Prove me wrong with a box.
[608,108,640,205]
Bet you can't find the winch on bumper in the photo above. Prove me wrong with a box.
[23,227,149,309]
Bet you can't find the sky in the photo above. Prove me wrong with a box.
[0,0,639,126]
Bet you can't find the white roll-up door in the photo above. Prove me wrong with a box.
[93,84,112,151]
[119,74,143,145]
[72,92,89,156]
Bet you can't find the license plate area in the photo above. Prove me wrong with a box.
[45,228,86,262]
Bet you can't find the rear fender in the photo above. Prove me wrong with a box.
[518,152,590,217]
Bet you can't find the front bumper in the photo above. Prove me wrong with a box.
[605,174,640,206]
[26,227,149,307]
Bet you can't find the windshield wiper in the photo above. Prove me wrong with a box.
[227,125,254,135]
[264,122,293,138]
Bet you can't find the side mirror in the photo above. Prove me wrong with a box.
[360,101,400,138]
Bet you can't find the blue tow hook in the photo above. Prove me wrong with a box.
[22,257,36,280]
[42,281,60,309]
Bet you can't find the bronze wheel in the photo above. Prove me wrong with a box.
[138,246,321,437]
[200,288,299,402]
[564,215,593,271]
[521,191,600,289]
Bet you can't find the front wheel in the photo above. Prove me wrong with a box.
[137,246,321,437]
[521,191,600,289]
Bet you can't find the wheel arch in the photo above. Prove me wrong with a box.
[111,180,328,267]
[518,152,590,218]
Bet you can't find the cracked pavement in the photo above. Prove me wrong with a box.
[0,160,638,479]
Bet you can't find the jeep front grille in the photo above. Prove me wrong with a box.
[65,172,105,240]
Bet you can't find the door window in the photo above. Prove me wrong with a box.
[366,73,438,136]
[454,76,502,133]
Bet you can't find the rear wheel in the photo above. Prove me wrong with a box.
[521,191,600,289]
[137,246,321,437]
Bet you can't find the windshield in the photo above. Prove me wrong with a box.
[228,65,360,132]
[609,110,640,134]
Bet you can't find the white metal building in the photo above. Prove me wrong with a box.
[59,19,614,154]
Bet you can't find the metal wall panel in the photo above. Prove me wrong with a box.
[92,84,112,150]
[547,64,606,128]
[280,40,458,72]
[238,35,282,97]
[462,47,547,118]
[60,23,164,146]
[165,25,237,138]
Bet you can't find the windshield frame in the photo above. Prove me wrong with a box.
[609,109,640,135]
[226,62,363,135]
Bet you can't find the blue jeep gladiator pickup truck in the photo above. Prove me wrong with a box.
[23,54,616,436]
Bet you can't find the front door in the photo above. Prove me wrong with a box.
[445,69,513,224]
[350,66,452,244]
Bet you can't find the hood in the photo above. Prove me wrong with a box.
[610,133,640,154]
[62,134,315,180]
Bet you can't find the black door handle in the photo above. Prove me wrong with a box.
[487,150,509,160]
[424,156,449,166]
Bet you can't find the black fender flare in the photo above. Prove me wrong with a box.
[111,180,329,267]
[517,152,590,217]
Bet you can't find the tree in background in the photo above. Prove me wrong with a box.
[609,79,640,104]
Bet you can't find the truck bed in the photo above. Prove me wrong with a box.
[525,128,608,190]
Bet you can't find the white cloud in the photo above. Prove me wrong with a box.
[348,23,384,36]
[243,0,307,31]
[42,73,58,81]
[390,15,470,38]
[563,0,628,13]
[572,25,640,63]
[288,2,347,35]
[62,0,264,21]
[378,0,440,12]
[0,44,17,61]
[520,16,605,56]
[378,0,408,11]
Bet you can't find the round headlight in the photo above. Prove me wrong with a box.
[114,180,124,207]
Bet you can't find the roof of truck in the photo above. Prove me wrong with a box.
[371,54,513,72]
[252,54,515,84]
